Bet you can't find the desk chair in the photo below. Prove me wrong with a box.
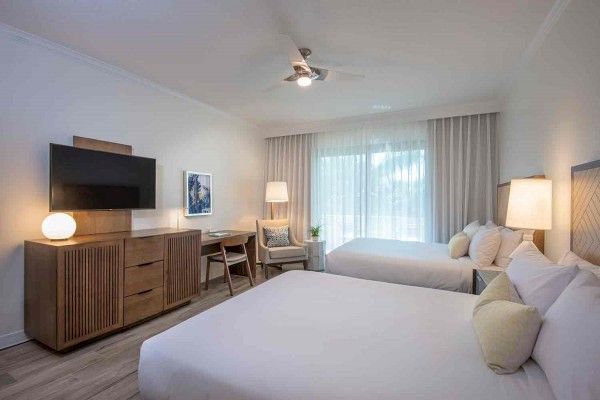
[206,235,254,296]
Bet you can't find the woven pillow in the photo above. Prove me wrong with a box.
[472,273,542,374]
[473,272,522,312]
[264,225,290,247]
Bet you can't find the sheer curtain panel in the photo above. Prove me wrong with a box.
[429,113,498,243]
[264,133,313,241]
[312,122,430,251]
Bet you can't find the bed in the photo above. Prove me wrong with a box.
[325,178,545,293]
[326,239,475,292]
[138,271,555,400]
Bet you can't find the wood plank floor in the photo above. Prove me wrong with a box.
[0,267,282,400]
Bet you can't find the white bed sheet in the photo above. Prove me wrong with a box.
[326,238,476,292]
[139,271,554,400]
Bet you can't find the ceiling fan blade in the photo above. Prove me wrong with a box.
[283,73,300,82]
[313,67,365,82]
[278,34,311,74]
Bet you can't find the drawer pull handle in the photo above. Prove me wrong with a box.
[137,261,155,267]
[137,289,153,295]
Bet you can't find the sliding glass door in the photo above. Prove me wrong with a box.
[312,122,430,252]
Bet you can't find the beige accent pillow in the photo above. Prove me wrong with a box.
[448,232,470,259]
[474,272,521,312]
[472,273,542,374]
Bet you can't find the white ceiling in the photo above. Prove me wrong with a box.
[0,0,555,125]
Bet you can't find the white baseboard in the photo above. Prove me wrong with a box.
[0,330,29,350]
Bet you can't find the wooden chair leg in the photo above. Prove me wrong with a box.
[205,260,211,290]
[223,258,234,296]
[242,244,254,287]
[244,259,254,286]
[302,259,308,270]
[264,263,269,279]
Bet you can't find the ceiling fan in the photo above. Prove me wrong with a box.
[279,34,365,88]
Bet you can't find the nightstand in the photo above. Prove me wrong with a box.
[473,268,503,295]
[304,239,326,271]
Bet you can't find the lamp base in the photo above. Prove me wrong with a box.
[522,230,535,241]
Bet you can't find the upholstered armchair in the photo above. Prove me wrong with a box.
[256,218,308,278]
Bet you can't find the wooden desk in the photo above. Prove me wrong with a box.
[201,230,256,278]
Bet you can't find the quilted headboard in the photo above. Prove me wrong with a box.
[497,175,545,253]
[571,160,600,265]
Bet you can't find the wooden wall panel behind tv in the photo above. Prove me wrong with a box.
[72,136,133,236]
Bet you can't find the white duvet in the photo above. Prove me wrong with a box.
[139,271,554,400]
[326,238,474,292]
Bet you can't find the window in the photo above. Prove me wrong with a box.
[312,123,430,252]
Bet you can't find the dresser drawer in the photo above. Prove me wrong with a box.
[125,235,164,267]
[124,287,163,325]
[124,261,163,297]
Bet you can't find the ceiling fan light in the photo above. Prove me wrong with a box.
[297,76,312,87]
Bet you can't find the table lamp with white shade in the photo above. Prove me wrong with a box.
[506,178,552,244]
[41,212,77,240]
[265,181,289,219]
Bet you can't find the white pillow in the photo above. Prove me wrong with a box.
[462,220,481,240]
[484,220,499,230]
[509,240,550,265]
[494,227,524,268]
[468,227,501,268]
[532,270,600,400]
[507,244,579,315]
[558,251,600,277]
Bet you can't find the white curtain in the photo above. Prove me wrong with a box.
[429,113,498,243]
[264,133,313,241]
[312,121,430,252]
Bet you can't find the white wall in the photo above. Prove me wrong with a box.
[0,29,265,347]
[498,0,600,261]
[262,99,500,137]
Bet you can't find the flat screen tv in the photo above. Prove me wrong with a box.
[50,144,156,211]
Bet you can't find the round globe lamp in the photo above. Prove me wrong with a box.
[41,213,77,240]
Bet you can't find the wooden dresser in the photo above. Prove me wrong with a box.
[24,228,201,351]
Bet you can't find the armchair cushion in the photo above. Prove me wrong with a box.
[269,246,306,259]
[264,225,290,247]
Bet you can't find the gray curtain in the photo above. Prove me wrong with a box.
[429,113,498,243]
[264,133,313,241]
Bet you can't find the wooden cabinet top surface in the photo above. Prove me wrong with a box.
[26,228,200,247]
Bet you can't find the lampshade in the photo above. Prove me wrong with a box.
[42,213,77,240]
[265,181,289,203]
[506,179,552,230]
